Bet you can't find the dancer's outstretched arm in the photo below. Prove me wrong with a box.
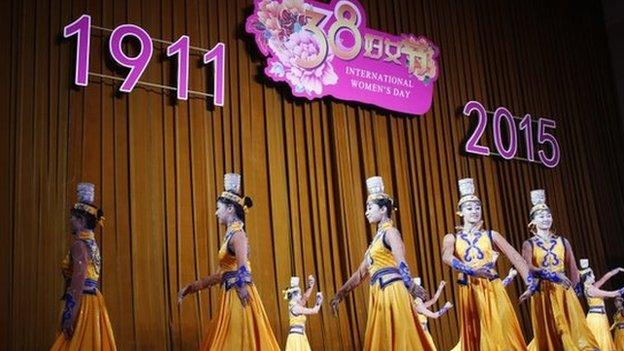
[414,301,453,319]
[330,258,369,314]
[595,268,624,289]
[177,271,222,303]
[385,228,428,300]
[518,240,541,303]
[420,281,446,309]
[301,275,316,305]
[586,284,624,299]
[563,239,581,288]
[491,231,529,283]
[293,293,323,315]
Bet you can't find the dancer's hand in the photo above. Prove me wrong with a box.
[236,285,250,307]
[177,285,190,304]
[330,293,342,315]
[474,267,497,280]
[557,273,572,289]
[411,283,429,300]
[316,292,324,306]
[61,319,74,339]
[519,288,534,303]
[177,282,196,304]
[438,301,453,317]
[529,266,543,274]
[307,275,316,289]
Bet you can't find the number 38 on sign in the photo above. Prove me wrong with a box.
[462,100,561,168]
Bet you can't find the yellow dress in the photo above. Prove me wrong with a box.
[613,312,624,351]
[285,307,310,351]
[526,235,599,351]
[199,223,280,350]
[454,230,527,351]
[363,221,434,350]
[586,296,615,350]
[50,231,117,351]
[414,297,437,351]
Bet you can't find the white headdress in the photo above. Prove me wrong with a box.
[366,176,392,204]
[73,182,104,226]
[579,258,593,278]
[457,178,480,210]
[219,173,250,212]
[413,277,422,286]
[529,189,550,217]
[282,276,301,300]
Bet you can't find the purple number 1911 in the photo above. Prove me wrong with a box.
[63,14,225,106]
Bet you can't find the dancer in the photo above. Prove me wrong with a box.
[612,297,624,350]
[520,189,599,350]
[330,176,433,350]
[178,173,280,350]
[283,276,323,351]
[441,178,529,351]
[580,259,624,351]
[50,183,116,350]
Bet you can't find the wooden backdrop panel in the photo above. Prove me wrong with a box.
[2,0,624,350]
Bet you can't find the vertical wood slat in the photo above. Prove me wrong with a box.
[1,0,624,350]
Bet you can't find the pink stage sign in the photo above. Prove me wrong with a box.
[246,0,440,115]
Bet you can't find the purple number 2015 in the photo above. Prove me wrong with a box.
[463,100,560,168]
[109,24,153,93]
[63,14,91,86]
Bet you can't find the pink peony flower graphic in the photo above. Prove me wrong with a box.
[401,35,438,84]
[254,0,308,42]
[249,0,338,95]
[272,31,338,95]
